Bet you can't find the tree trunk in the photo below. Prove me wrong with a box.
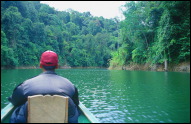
[164,50,168,71]
[164,59,168,71]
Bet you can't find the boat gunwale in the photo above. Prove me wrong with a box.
[1,103,15,121]
[78,102,99,123]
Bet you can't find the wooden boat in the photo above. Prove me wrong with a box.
[1,102,99,123]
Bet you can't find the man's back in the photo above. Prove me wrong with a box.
[22,71,75,98]
[9,71,80,123]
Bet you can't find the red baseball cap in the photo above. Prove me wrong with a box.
[40,50,58,66]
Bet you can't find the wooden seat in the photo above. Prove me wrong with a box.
[27,95,69,123]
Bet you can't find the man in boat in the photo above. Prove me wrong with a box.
[8,50,80,123]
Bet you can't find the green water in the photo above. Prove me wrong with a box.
[1,69,190,123]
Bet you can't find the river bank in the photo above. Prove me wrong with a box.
[1,65,71,69]
[1,66,39,69]
[108,62,190,72]
[1,62,190,72]
[1,65,106,70]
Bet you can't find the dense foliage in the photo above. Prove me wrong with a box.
[1,1,119,67]
[1,1,190,69]
[110,1,190,68]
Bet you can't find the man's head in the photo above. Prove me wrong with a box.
[40,50,58,71]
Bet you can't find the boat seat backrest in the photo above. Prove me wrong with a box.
[27,95,68,123]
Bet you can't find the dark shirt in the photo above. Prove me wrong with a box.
[8,71,80,123]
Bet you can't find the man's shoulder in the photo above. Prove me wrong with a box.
[24,74,41,82]
[14,74,40,88]
[55,75,74,85]
[57,75,70,81]
[25,73,72,84]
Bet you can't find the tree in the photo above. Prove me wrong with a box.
[110,1,190,69]
[1,1,119,68]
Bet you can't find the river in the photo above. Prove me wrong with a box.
[1,69,190,123]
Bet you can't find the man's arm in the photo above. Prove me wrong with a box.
[72,86,79,106]
[8,83,27,106]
